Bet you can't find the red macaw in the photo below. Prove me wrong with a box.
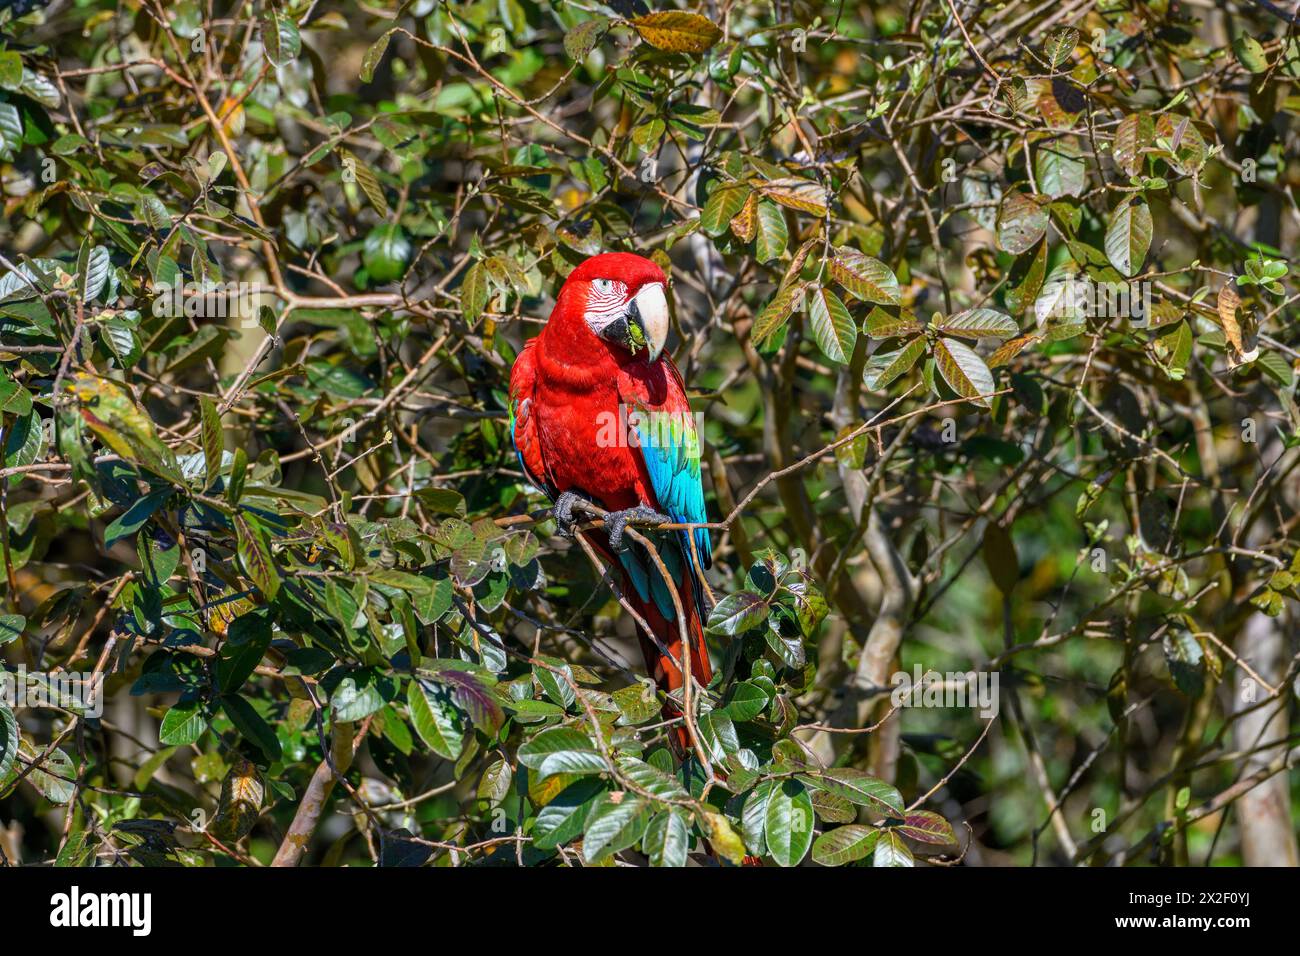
[509,252,712,750]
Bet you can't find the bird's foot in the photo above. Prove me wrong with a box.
[552,491,587,537]
[606,505,672,553]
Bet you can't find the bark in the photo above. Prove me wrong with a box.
[271,720,356,867]
[1232,612,1298,866]
[805,365,917,776]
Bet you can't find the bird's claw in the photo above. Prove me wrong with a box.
[606,505,672,553]
[552,491,584,537]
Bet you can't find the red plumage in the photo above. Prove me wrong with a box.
[510,253,711,751]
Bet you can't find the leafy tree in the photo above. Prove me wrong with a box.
[1,0,1298,867]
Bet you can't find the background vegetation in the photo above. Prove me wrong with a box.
[2,0,1299,867]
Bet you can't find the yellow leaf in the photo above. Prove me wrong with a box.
[1217,282,1259,366]
[210,756,265,843]
[631,12,722,54]
[701,810,747,865]
[727,189,757,242]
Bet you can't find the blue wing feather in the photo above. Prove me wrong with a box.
[634,411,711,570]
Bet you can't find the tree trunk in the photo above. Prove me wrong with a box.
[1232,612,1298,866]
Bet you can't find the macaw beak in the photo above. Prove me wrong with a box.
[626,282,669,362]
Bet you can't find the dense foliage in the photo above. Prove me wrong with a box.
[1,0,1299,867]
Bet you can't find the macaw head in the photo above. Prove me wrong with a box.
[559,252,671,362]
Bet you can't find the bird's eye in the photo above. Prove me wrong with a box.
[593,278,611,293]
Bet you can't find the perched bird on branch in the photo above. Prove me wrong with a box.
[509,252,712,753]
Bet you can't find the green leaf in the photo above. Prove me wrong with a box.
[2,410,41,475]
[220,694,281,761]
[829,248,900,305]
[163,324,232,377]
[234,512,280,601]
[1035,137,1086,198]
[1163,628,1205,697]
[982,521,1019,594]
[76,243,111,302]
[764,780,814,867]
[0,614,23,647]
[200,397,222,487]
[0,51,20,89]
[750,281,803,346]
[1104,197,1152,277]
[227,447,248,503]
[342,147,388,218]
[864,307,923,339]
[360,29,395,82]
[697,709,739,762]
[533,778,603,849]
[997,191,1048,255]
[533,656,576,710]
[17,68,59,109]
[138,193,171,231]
[812,824,880,866]
[28,746,76,804]
[103,487,170,547]
[362,223,410,282]
[961,174,1002,230]
[863,336,925,390]
[0,102,20,160]
[429,666,503,735]
[934,308,1018,339]
[64,373,182,483]
[460,261,489,322]
[873,828,915,866]
[216,613,272,694]
[582,792,652,863]
[1258,350,1294,387]
[1043,27,1080,68]
[408,679,464,760]
[1154,318,1193,374]
[765,616,806,669]
[933,336,996,407]
[644,808,690,867]
[723,681,770,722]
[811,788,856,824]
[806,285,857,363]
[0,373,32,417]
[159,698,207,746]
[1233,35,1269,73]
[55,827,94,867]
[753,199,788,263]
[800,768,903,815]
[1113,112,1153,177]
[517,726,606,779]
[1004,240,1049,316]
[565,17,611,61]
[262,12,301,67]
[742,780,776,854]
[700,183,749,237]
[615,754,689,801]
[705,591,769,635]
[0,701,20,785]
[895,810,957,845]
[613,682,661,725]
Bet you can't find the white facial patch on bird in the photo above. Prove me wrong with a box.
[584,277,630,335]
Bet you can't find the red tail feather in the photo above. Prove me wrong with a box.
[621,569,711,755]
